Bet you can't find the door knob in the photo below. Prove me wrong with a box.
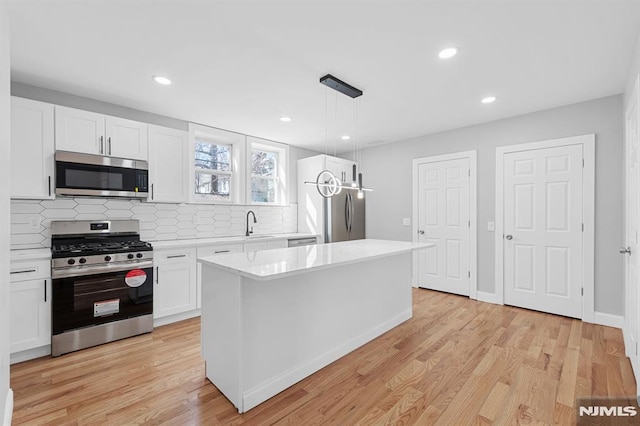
[418,230,425,235]
[505,234,513,240]
[619,247,632,255]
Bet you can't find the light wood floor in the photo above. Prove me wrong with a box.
[11,289,636,425]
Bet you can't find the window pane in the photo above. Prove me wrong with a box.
[195,141,231,171]
[251,150,277,177]
[251,178,275,203]
[195,173,230,199]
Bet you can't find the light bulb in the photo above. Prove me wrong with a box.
[357,190,364,199]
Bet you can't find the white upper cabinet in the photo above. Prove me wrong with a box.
[55,106,105,155]
[55,106,148,161]
[106,116,148,160]
[148,125,187,203]
[10,97,55,199]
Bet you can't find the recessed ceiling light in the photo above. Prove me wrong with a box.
[481,96,496,104]
[280,116,292,122]
[341,135,350,141]
[153,75,172,85]
[438,47,458,59]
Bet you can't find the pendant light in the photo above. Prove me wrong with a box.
[304,74,373,198]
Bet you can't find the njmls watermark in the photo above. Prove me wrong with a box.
[577,398,640,425]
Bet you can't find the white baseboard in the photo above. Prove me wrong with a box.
[475,291,500,305]
[591,311,624,329]
[10,345,51,365]
[2,389,13,426]
[153,309,201,328]
[241,309,413,412]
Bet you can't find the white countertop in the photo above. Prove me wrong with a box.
[198,239,434,281]
[150,233,319,249]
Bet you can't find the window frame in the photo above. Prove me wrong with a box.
[188,123,245,204]
[246,136,289,206]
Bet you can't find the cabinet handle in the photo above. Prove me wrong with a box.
[108,137,112,155]
[10,269,36,274]
[48,176,52,197]
[151,184,154,200]
[100,136,104,154]
[156,266,159,284]
[44,279,47,302]
[167,254,187,259]
[214,250,230,254]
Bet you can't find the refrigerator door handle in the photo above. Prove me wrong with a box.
[349,192,355,232]
[345,192,351,233]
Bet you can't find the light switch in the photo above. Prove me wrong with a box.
[29,216,41,231]
[487,221,495,232]
[402,218,411,226]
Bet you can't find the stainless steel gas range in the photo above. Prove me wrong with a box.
[50,220,154,356]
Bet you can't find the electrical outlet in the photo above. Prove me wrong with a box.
[29,216,41,231]
[402,218,411,226]
[487,221,495,232]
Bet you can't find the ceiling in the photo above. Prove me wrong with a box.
[9,0,640,153]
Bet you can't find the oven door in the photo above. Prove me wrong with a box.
[52,265,153,335]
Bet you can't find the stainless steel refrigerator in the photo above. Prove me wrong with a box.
[324,190,365,243]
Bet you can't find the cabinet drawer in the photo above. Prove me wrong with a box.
[154,248,197,264]
[10,259,50,282]
[197,244,243,258]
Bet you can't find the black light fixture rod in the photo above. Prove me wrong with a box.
[320,74,363,98]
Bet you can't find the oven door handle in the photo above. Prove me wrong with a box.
[52,260,154,279]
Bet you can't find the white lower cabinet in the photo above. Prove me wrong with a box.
[9,259,52,356]
[153,248,197,319]
[196,243,243,309]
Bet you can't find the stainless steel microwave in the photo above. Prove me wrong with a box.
[55,151,149,198]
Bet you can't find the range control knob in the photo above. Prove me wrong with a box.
[104,255,112,262]
[67,259,75,265]
[136,253,143,258]
[127,253,135,260]
[79,258,87,264]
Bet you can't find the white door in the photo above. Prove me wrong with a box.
[10,97,55,199]
[624,75,640,379]
[55,106,105,155]
[148,125,187,203]
[417,157,470,296]
[106,116,148,160]
[503,144,583,318]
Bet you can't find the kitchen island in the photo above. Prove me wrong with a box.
[198,239,430,413]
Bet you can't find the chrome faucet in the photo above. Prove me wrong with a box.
[246,210,257,236]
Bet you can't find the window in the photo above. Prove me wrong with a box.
[247,137,288,205]
[251,148,278,202]
[194,139,231,200]
[189,123,245,203]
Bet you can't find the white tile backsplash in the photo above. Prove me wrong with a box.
[10,198,298,250]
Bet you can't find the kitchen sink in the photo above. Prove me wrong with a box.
[244,235,274,239]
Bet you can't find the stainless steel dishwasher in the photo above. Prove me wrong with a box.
[287,237,318,247]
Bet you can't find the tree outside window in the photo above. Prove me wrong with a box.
[251,149,278,202]
[194,139,231,200]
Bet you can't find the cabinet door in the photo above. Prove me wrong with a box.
[148,126,187,202]
[10,279,51,353]
[10,97,55,199]
[325,157,356,184]
[55,106,105,155]
[196,244,243,309]
[106,116,148,160]
[154,251,197,319]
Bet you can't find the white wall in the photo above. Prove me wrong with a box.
[0,0,12,422]
[624,26,640,107]
[354,95,624,315]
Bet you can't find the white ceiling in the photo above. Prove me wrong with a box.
[9,0,640,153]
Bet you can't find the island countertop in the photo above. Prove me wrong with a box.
[197,238,432,281]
